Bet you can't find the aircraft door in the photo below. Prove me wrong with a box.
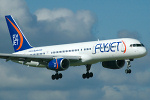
[92,45,96,54]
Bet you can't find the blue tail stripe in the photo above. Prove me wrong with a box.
[5,15,32,52]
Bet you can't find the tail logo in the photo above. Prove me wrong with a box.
[6,18,23,51]
[13,34,19,45]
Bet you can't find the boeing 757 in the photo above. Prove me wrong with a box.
[0,15,147,80]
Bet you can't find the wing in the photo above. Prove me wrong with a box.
[0,53,81,67]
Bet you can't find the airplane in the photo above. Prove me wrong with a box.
[0,15,147,80]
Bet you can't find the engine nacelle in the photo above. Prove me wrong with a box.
[102,60,125,69]
[47,58,70,71]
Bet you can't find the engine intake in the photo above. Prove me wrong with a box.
[47,58,70,71]
[102,60,125,69]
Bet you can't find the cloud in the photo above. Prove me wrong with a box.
[33,8,96,46]
[0,0,96,51]
[0,0,150,100]
[97,69,127,84]
[0,0,96,99]
[102,85,123,100]
[0,61,52,88]
[135,68,150,85]
[0,0,34,53]
[28,90,69,100]
[101,85,150,100]
[35,8,73,21]
[117,30,140,39]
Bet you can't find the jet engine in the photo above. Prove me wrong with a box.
[47,58,70,71]
[102,60,125,69]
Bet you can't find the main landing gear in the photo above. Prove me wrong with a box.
[125,60,132,74]
[82,64,93,79]
[51,71,62,80]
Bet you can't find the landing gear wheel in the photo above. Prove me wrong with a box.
[52,75,55,80]
[125,69,131,74]
[59,73,62,79]
[82,64,94,79]
[51,72,63,80]
[55,74,59,80]
[89,72,93,77]
[86,72,90,79]
[82,72,93,79]
[82,74,86,79]
[128,69,131,73]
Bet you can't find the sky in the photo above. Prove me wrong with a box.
[0,0,150,100]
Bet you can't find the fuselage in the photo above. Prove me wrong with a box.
[13,38,147,67]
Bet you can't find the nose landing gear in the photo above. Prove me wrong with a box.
[125,60,132,74]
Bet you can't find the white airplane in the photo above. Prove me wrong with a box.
[0,15,147,80]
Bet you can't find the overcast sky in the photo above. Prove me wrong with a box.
[0,0,150,100]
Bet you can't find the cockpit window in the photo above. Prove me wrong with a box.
[130,44,144,47]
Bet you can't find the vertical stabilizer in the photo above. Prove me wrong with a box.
[5,15,32,52]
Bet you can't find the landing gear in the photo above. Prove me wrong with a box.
[82,64,93,79]
[51,71,62,80]
[125,60,132,74]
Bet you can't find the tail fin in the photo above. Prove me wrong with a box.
[5,15,32,52]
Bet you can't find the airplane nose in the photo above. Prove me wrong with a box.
[136,47,147,58]
[141,47,147,56]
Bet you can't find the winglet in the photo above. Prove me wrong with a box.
[5,15,32,52]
